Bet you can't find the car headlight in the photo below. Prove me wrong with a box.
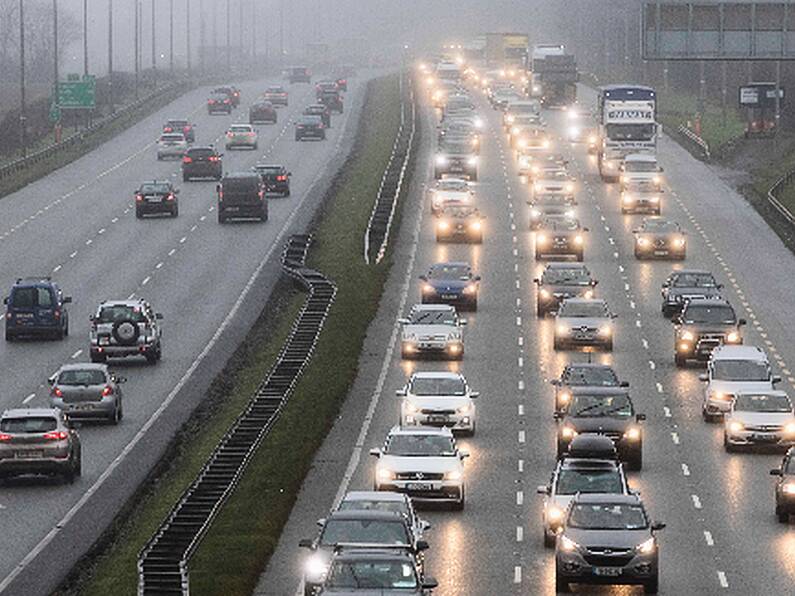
[506,115,515,124]
[727,331,740,343]
[467,157,477,166]
[588,135,597,144]
[568,126,580,138]
[556,325,569,336]
[512,126,520,135]
[305,554,329,580]
[534,183,543,192]
[422,283,435,294]
[598,325,612,337]
[650,195,660,203]
[470,220,482,231]
[636,537,655,555]
[653,175,661,185]
[729,421,744,433]
[377,467,396,482]
[573,235,584,245]
[783,482,795,494]
[564,209,575,218]
[624,426,641,441]
[637,237,649,246]
[444,469,463,481]
[463,283,477,295]
[712,391,730,402]
[542,139,550,149]
[784,422,795,435]
[518,139,527,149]
[674,237,686,247]
[436,155,448,166]
[623,194,634,204]
[565,183,575,193]
[559,391,571,404]
[539,289,551,299]
[537,233,548,244]
[531,208,541,218]
[547,505,564,523]
[473,117,483,128]
[532,85,541,93]
[583,289,594,299]
[405,402,419,415]
[457,404,471,415]
[560,426,578,439]
[560,535,579,552]
[680,331,695,341]
[606,161,616,170]
[438,220,450,231]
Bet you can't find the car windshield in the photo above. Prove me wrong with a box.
[57,369,106,386]
[266,87,284,93]
[568,503,648,530]
[440,142,471,154]
[712,360,769,381]
[643,220,679,233]
[428,264,470,280]
[562,366,619,387]
[735,394,792,413]
[514,115,540,125]
[300,116,322,124]
[188,148,214,158]
[0,417,57,433]
[385,434,456,456]
[534,195,568,206]
[338,501,409,518]
[408,310,455,325]
[139,183,171,194]
[543,268,591,285]
[10,286,53,308]
[625,161,658,172]
[672,273,717,288]
[558,302,609,318]
[511,103,540,114]
[605,123,656,140]
[540,172,570,182]
[98,305,145,323]
[546,219,579,231]
[256,166,282,175]
[410,377,466,396]
[682,304,736,325]
[166,120,187,127]
[556,469,624,495]
[325,561,418,590]
[319,519,410,546]
[569,394,632,417]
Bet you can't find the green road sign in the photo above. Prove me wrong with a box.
[56,79,96,109]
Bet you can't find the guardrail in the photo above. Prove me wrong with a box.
[137,234,336,596]
[364,71,418,265]
[767,169,795,225]
[676,124,711,160]
[0,81,185,183]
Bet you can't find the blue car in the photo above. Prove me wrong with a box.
[4,277,71,341]
[419,262,481,311]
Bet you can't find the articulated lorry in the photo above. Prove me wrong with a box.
[530,44,578,107]
[484,33,529,69]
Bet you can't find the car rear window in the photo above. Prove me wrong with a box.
[167,120,188,127]
[187,148,214,158]
[256,167,282,175]
[160,134,184,142]
[58,369,107,386]
[139,183,171,194]
[1,417,57,433]
[98,305,144,323]
[223,177,260,192]
[10,286,53,308]
[230,125,252,133]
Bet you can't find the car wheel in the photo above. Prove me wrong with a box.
[183,174,190,182]
[64,319,69,337]
[776,506,789,523]
[703,408,718,423]
[543,530,556,548]
[63,466,75,484]
[135,208,143,219]
[111,405,122,425]
[145,350,158,364]
[553,337,561,350]
[90,352,107,363]
[172,206,179,217]
[627,450,642,471]
[451,488,465,511]
[218,213,226,224]
[576,252,584,262]
[537,306,546,318]
[723,434,738,452]
[284,189,291,197]
[604,339,613,352]
[674,353,686,367]
[644,575,659,594]
[555,573,571,593]
[4,329,13,341]
[253,143,258,150]
[469,299,477,312]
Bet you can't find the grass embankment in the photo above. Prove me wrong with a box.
[69,72,406,596]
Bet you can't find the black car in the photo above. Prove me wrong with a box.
[419,262,480,311]
[304,104,331,128]
[534,263,597,317]
[287,66,311,83]
[295,115,326,141]
[252,164,291,196]
[4,277,71,341]
[134,180,179,218]
[182,146,223,181]
[554,387,645,470]
[660,269,723,318]
[335,76,348,92]
[217,173,267,223]
[319,91,344,114]
[163,119,195,143]
[249,101,277,124]
[434,206,484,243]
[633,217,686,260]
[535,216,587,261]
[673,298,746,367]
[551,363,626,411]
[555,494,664,594]
[213,85,240,107]
[207,92,232,114]
[771,447,795,523]
[434,139,478,181]
[315,80,340,97]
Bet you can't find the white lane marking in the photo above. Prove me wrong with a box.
[518,405,524,416]
[515,279,520,289]
[682,463,690,476]
[518,459,524,473]
[22,393,36,405]
[70,350,82,359]
[52,265,62,273]
[69,251,78,258]
[516,491,524,505]
[518,356,523,368]
[656,383,663,393]
[717,571,728,588]
[648,360,656,370]
[671,432,680,444]
[85,239,92,245]
[111,217,118,223]
[98,228,106,235]
[518,337,523,346]
[516,316,522,326]
[141,276,151,286]
[704,530,714,546]
[126,292,135,300]
[663,406,671,417]
[518,380,525,391]
[514,566,521,584]
[635,320,642,328]
[516,526,523,542]
[518,430,526,444]
[155,262,164,270]
[692,494,702,509]
[179,236,187,244]
[168,248,176,257]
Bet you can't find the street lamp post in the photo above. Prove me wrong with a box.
[169,0,174,74]
[83,0,88,76]
[226,0,231,73]
[19,0,26,157]
[186,0,191,76]
[151,0,156,72]
[135,0,140,99]
[53,0,59,93]
[108,0,114,114]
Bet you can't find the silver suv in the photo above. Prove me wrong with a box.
[89,299,163,364]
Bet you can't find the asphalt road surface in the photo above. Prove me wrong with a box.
[0,72,369,595]
[256,78,795,595]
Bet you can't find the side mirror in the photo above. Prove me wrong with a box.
[369,448,381,457]
[174,189,180,194]
[661,281,670,288]
[532,278,540,284]
[771,469,783,476]
[459,318,468,325]
[421,519,432,531]
[155,313,164,320]
[659,167,665,172]
[773,375,782,384]
[620,381,630,387]
[416,539,430,552]
[397,318,410,325]
[470,391,480,399]
[651,522,666,531]
[698,373,708,382]
[316,517,326,527]
[553,411,563,420]
[63,296,72,304]
[474,275,482,281]
[636,413,646,422]
[48,375,57,386]
[395,388,407,397]
[459,450,470,459]
[298,538,313,549]
[216,184,222,193]
[422,578,439,590]
[738,318,747,326]
[2,297,6,305]
[537,485,550,495]
[550,379,560,386]
[88,314,95,322]
[419,275,428,281]
[591,280,599,286]
[288,172,292,176]
[716,283,724,289]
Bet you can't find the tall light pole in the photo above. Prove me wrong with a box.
[169,0,174,73]
[135,0,140,99]
[226,0,231,73]
[279,0,284,66]
[83,0,88,76]
[151,0,156,72]
[108,0,114,113]
[199,0,205,72]
[53,0,59,88]
[250,0,256,60]
[19,0,26,157]
[186,0,191,75]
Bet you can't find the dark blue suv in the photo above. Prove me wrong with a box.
[4,277,71,340]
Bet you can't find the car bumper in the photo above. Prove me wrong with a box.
[402,412,474,432]
[157,148,185,158]
[52,397,118,419]
[183,167,222,178]
[0,454,72,476]
[265,183,290,194]
[376,480,463,502]
[226,140,257,148]
[421,293,477,309]
[726,430,795,447]
[137,200,177,213]
[296,130,324,138]
[5,322,62,336]
[536,243,581,258]
[556,551,658,586]
[91,344,154,358]
[218,204,267,218]
[621,200,660,213]
[635,245,685,258]
[401,341,463,359]
[555,333,611,347]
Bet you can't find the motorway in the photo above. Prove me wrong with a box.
[0,72,369,594]
[257,75,795,595]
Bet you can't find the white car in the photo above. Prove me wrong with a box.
[336,491,431,541]
[724,391,795,451]
[533,170,576,201]
[428,178,474,214]
[399,304,466,360]
[225,124,258,150]
[701,345,780,421]
[503,99,542,128]
[620,180,661,215]
[156,133,187,160]
[398,371,478,435]
[554,298,615,351]
[370,426,468,510]
[620,153,664,191]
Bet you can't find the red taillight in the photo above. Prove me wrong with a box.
[276,175,287,181]
[247,132,255,137]
[209,156,220,162]
[43,431,69,441]
[53,309,61,320]
[183,126,190,133]
[166,193,175,201]
[164,127,173,132]
[226,132,233,137]
[0,433,11,442]
[218,190,223,200]
[135,193,144,201]
[207,100,213,104]
[51,387,63,398]
[223,99,230,104]
[182,157,192,164]
[102,385,114,397]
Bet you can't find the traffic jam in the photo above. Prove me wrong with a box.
[293,44,795,596]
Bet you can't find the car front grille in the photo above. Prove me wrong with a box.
[395,472,444,481]
[583,548,634,567]
[745,424,783,432]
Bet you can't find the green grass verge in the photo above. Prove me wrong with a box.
[67,72,405,596]
[657,90,745,155]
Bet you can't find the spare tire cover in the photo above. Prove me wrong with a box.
[112,319,140,346]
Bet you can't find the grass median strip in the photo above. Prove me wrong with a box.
[66,72,405,596]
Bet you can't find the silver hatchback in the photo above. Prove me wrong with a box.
[49,363,125,424]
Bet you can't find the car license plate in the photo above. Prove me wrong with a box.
[654,250,668,255]
[428,415,448,423]
[411,483,434,491]
[441,294,457,300]
[593,567,621,577]
[99,337,110,346]
[16,450,43,459]
[752,433,776,441]
[16,313,34,319]
[226,206,240,212]
[147,197,162,203]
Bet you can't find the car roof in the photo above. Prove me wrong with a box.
[2,408,60,418]
[546,262,588,271]
[187,146,216,152]
[330,548,414,563]
[57,362,108,372]
[99,299,147,308]
[411,304,455,312]
[625,153,657,162]
[388,425,453,437]
[572,493,642,505]
[684,297,731,308]
[410,371,463,380]
[326,510,407,522]
[223,172,260,180]
[140,180,171,185]
[559,458,620,470]
[569,386,630,397]
[561,298,606,305]
[342,491,409,503]
[710,345,767,361]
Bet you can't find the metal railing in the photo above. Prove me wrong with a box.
[364,71,418,265]
[0,81,185,183]
[676,124,711,160]
[767,169,795,225]
[137,234,336,595]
